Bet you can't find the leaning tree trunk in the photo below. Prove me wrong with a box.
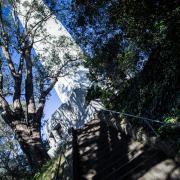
[12,120,50,173]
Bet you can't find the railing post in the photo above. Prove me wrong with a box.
[72,128,81,180]
[54,146,63,180]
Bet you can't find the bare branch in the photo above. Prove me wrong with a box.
[0,94,13,123]
[25,13,53,43]
[0,3,18,78]
[0,57,14,124]
[1,46,18,78]
[42,59,77,97]
[32,34,51,45]
[18,51,24,75]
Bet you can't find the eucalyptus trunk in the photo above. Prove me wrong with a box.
[12,119,50,173]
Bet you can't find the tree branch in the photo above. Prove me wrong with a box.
[0,58,13,124]
[0,3,18,79]
[42,58,79,98]
[24,46,36,122]
[18,52,24,75]
[36,58,79,121]
[25,13,53,44]
[1,46,18,78]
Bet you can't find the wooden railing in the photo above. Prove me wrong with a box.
[72,128,81,180]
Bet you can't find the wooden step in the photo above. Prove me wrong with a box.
[73,116,179,180]
[103,149,160,180]
[93,144,144,178]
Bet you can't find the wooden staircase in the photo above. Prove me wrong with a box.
[72,116,180,180]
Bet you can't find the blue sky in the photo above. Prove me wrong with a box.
[44,89,61,120]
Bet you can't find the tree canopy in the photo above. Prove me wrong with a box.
[71,0,180,121]
[0,0,81,172]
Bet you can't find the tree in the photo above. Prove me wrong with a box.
[72,0,180,119]
[0,0,81,172]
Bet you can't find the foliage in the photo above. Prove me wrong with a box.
[72,0,180,121]
[158,108,180,138]
[164,117,177,124]
[33,156,60,180]
[33,147,70,180]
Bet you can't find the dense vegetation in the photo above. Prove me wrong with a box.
[0,0,180,178]
[71,0,180,125]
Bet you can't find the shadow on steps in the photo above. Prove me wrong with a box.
[73,115,180,180]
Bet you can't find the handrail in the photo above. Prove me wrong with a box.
[100,108,180,137]
[52,106,178,179]
[55,146,63,180]
[54,134,72,180]
[101,108,180,126]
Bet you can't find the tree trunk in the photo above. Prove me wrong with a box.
[13,121,50,173]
